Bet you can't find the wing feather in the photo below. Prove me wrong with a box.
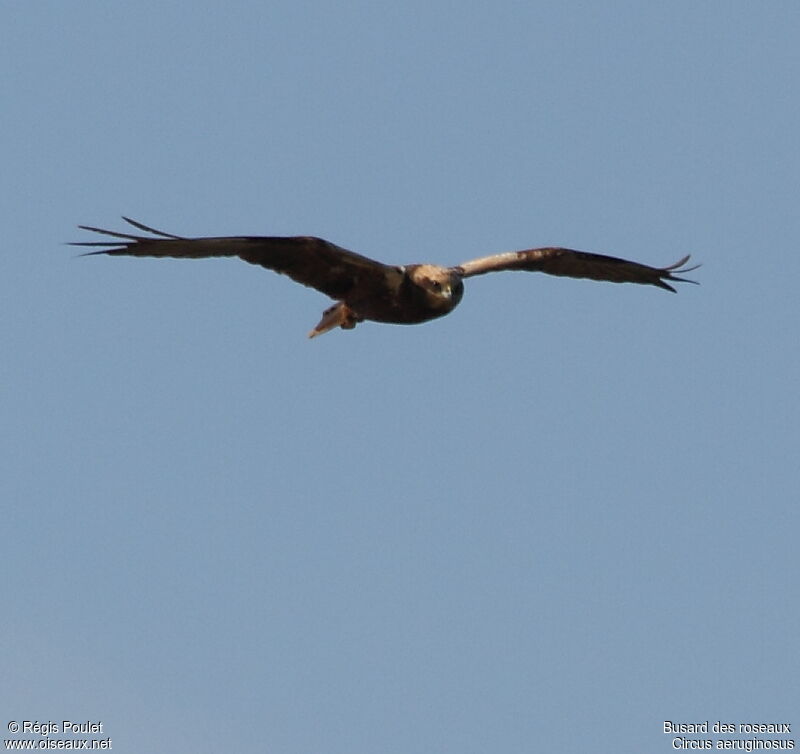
[72,217,400,301]
[455,247,699,292]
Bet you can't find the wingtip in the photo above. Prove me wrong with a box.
[660,254,701,290]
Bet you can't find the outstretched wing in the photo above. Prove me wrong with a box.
[455,247,699,292]
[72,217,401,301]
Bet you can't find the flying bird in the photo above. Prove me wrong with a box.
[74,218,699,338]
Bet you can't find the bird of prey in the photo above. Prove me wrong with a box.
[74,217,699,338]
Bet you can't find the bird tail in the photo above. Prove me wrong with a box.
[308,303,360,338]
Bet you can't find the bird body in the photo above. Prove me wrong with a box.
[74,218,698,337]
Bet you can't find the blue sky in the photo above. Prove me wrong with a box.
[2,2,798,752]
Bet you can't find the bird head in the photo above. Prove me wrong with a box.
[409,265,464,312]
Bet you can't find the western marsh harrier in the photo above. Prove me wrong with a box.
[74,217,698,337]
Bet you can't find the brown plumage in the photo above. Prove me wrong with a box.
[73,217,699,337]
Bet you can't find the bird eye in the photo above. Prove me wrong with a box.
[430,280,442,290]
